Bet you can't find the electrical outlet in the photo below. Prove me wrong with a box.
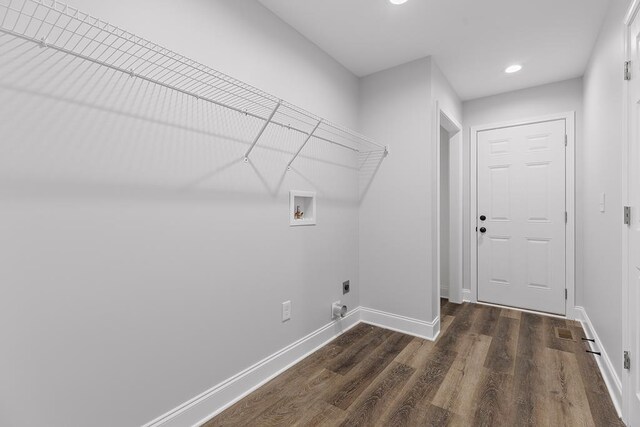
[282,300,291,322]
[343,280,350,294]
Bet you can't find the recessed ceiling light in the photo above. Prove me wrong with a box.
[389,0,409,5]
[505,64,523,74]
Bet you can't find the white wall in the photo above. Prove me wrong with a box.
[431,61,464,123]
[359,57,461,324]
[358,58,433,322]
[581,0,630,381]
[462,78,584,299]
[0,1,361,426]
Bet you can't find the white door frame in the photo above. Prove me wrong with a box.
[435,102,464,309]
[622,1,640,422]
[469,111,576,319]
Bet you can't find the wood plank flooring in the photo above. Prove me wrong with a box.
[205,300,623,426]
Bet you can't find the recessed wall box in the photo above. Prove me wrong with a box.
[289,190,316,226]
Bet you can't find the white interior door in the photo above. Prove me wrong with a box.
[477,120,566,315]
[625,8,640,425]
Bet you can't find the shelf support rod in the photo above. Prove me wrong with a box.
[287,120,322,171]
[244,100,281,162]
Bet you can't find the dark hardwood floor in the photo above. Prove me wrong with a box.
[205,300,624,426]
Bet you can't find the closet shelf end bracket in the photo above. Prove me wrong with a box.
[287,120,322,171]
[244,100,282,163]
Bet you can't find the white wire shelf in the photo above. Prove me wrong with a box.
[0,0,388,169]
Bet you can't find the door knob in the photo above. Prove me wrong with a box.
[480,215,486,221]
[479,227,487,233]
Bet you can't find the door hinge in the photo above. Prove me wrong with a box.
[565,211,568,223]
[625,61,632,81]
[565,289,568,300]
[625,350,631,370]
[624,206,631,225]
[564,135,568,146]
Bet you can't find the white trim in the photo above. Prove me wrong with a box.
[625,0,640,25]
[574,306,623,417]
[143,306,440,427]
[469,123,478,304]
[360,307,440,341]
[143,308,362,427]
[469,112,577,319]
[565,111,577,320]
[462,288,472,302]
[623,4,640,423]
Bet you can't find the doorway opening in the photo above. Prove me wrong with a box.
[440,126,451,300]
[436,107,463,309]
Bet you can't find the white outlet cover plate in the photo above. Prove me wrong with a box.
[282,300,291,322]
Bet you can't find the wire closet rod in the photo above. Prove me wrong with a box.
[0,0,389,162]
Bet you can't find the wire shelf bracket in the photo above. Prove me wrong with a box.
[244,100,281,163]
[0,0,389,164]
[287,120,322,171]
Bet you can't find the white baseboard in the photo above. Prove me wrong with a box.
[143,305,440,427]
[359,307,440,341]
[143,307,362,427]
[574,306,622,417]
[462,288,472,302]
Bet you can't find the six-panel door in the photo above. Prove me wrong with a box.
[477,120,566,315]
